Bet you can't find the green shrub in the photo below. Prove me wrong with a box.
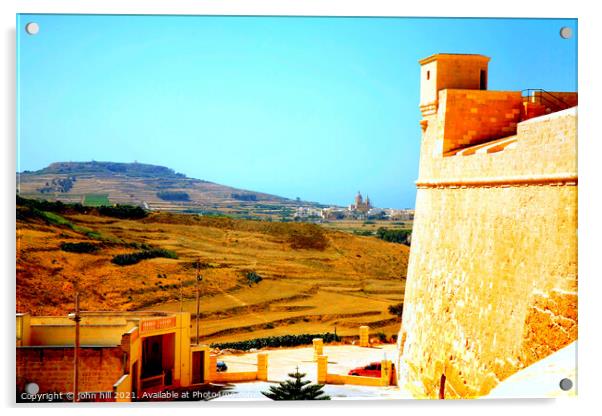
[211,332,340,351]
[98,204,147,219]
[156,191,190,201]
[246,271,263,285]
[16,195,147,219]
[376,227,411,245]
[112,248,178,266]
[353,230,373,236]
[60,242,100,254]
[17,195,88,214]
[262,369,330,400]
[388,302,404,318]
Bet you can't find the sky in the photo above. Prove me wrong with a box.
[17,15,577,209]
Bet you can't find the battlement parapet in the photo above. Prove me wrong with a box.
[417,106,577,187]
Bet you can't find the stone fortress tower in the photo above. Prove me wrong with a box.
[397,53,578,398]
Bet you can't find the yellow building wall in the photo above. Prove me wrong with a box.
[178,313,191,386]
[135,313,191,387]
[113,374,132,402]
[28,316,135,346]
[16,313,31,346]
[190,345,211,385]
[398,99,578,397]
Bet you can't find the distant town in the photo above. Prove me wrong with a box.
[293,191,415,222]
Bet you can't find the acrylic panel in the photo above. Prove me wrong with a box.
[16,14,578,402]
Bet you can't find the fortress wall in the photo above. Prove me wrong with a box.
[398,108,578,398]
[439,89,522,153]
[419,107,577,183]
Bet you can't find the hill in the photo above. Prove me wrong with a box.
[16,197,409,343]
[17,161,318,219]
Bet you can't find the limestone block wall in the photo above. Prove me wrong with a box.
[16,346,124,396]
[398,106,578,398]
[438,89,522,154]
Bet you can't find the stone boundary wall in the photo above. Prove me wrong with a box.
[207,353,268,383]
[317,355,394,387]
[16,346,124,396]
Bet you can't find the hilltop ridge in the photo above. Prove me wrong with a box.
[29,161,190,179]
[17,161,322,219]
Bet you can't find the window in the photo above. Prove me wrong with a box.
[480,69,487,90]
[426,70,430,80]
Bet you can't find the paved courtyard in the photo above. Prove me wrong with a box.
[218,343,399,383]
[212,343,413,400]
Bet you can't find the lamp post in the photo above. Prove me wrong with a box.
[195,259,203,345]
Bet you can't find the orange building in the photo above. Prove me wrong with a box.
[16,311,211,402]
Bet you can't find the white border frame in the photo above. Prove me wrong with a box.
[3,1,601,415]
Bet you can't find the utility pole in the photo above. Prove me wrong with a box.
[72,290,81,403]
[179,276,183,313]
[195,259,203,345]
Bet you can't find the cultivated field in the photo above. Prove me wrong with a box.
[320,219,413,235]
[17,200,409,343]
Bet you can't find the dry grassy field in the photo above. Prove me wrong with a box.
[17,200,409,343]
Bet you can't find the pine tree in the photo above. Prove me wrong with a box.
[261,368,330,400]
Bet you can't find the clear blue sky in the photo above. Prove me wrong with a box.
[17,15,577,209]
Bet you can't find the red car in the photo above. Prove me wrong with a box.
[348,362,381,378]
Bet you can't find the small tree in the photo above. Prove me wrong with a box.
[388,302,403,318]
[262,368,330,400]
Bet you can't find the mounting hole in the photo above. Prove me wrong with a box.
[559,27,572,39]
[559,378,573,391]
[25,382,39,395]
[25,22,39,35]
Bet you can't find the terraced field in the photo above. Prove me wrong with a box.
[83,194,110,206]
[17,199,409,343]
[17,161,310,218]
